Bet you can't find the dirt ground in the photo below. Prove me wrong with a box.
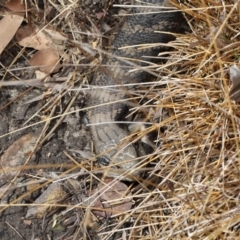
[2,0,240,239]
[0,85,90,239]
[0,1,134,239]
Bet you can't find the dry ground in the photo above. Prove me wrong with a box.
[1,0,240,239]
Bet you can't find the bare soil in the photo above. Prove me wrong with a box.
[0,1,131,239]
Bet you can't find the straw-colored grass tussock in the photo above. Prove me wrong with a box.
[1,0,240,239]
[134,0,240,238]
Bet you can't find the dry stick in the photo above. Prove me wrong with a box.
[5,221,24,239]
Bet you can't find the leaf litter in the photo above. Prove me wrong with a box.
[1,0,240,239]
[0,0,24,55]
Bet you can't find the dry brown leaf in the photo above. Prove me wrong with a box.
[0,133,37,186]
[26,182,67,219]
[16,25,50,50]
[29,48,61,74]
[43,28,67,45]
[5,0,24,13]
[16,25,66,51]
[0,14,23,55]
[0,0,25,54]
[90,178,132,218]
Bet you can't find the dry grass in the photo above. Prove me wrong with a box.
[1,0,240,239]
[136,0,240,238]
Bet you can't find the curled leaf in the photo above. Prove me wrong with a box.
[29,48,61,74]
[16,25,66,51]
[90,178,133,218]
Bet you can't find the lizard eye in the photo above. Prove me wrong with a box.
[97,156,111,166]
